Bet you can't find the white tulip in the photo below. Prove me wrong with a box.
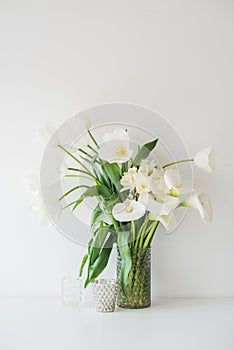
[183,192,212,223]
[98,139,133,164]
[112,199,146,222]
[103,128,129,142]
[194,147,217,172]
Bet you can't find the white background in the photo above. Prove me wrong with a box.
[0,0,233,298]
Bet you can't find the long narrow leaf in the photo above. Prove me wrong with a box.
[117,231,132,294]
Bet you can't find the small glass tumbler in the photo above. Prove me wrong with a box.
[62,276,83,306]
[93,279,117,313]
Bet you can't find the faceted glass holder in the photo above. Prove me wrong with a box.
[62,276,83,306]
[93,279,117,313]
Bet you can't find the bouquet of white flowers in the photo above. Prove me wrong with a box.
[58,127,216,308]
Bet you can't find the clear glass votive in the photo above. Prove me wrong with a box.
[93,279,117,313]
[62,276,83,306]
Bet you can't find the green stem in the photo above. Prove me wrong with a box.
[59,185,89,201]
[78,148,93,159]
[131,221,135,247]
[88,130,100,149]
[87,144,98,154]
[143,221,159,248]
[65,174,95,181]
[135,215,150,248]
[68,167,97,181]
[58,145,91,174]
[162,158,194,169]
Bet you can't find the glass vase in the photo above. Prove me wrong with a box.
[117,247,151,309]
[93,279,118,312]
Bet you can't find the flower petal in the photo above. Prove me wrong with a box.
[112,200,145,222]
[159,212,177,232]
[98,140,133,163]
[164,169,181,189]
[194,147,217,172]
[183,192,212,223]
[103,128,129,142]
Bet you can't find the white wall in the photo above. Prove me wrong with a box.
[0,0,233,297]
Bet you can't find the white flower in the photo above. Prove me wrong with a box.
[146,195,179,217]
[194,147,217,172]
[120,167,137,191]
[112,199,146,222]
[98,139,133,164]
[77,112,92,130]
[164,169,180,189]
[149,169,169,200]
[183,192,212,223]
[139,159,156,176]
[164,169,194,197]
[159,212,177,232]
[103,128,129,142]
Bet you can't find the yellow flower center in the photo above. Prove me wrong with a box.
[140,183,147,191]
[126,205,133,213]
[116,146,127,158]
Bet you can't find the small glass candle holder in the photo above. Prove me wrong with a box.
[62,276,83,306]
[93,279,117,313]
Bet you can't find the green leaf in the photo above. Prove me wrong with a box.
[79,253,88,277]
[102,162,121,191]
[117,231,132,294]
[134,138,159,164]
[90,204,103,228]
[84,234,115,287]
[89,222,111,265]
[59,185,89,201]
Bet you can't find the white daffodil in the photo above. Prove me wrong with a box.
[139,159,156,176]
[182,192,212,223]
[135,173,150,204]
[103,128,129,142]
[112,199,146,222]
[150,169,169,200]
[98,139,133,164]
[194,147,217,172]
[120,167,137,191]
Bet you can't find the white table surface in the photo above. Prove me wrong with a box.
[1,297,234,350]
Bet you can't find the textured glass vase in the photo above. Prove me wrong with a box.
[117,247,151,309]
[93,279,118,312]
